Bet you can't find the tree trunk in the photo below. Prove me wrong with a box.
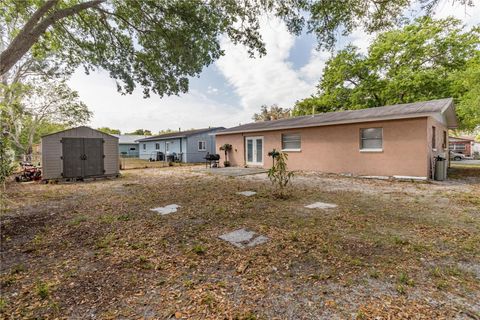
[0,0,105,75]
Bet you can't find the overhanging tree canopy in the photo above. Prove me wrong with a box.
[1,0,473,98]
[294,17,480,131]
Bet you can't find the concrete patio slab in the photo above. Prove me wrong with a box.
[198,167,267,177]
[219,228,268,248]
[305,202,337,209]
[237,191,257,196]
[150,204,180,215]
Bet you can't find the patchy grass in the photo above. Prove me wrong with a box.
[1,166,479,318]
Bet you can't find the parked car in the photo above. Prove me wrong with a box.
[450,151,466,161]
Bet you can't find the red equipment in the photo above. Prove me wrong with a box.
[14,162,42,182]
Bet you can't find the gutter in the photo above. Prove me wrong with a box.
[216,113,450,136]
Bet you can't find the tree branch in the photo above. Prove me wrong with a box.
[0,0,106,75]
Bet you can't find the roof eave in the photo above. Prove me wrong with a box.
[216,113,438,135]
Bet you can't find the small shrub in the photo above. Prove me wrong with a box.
[68,215,87,226]
[11,264,26,274]
[398,272,415,286]
[36,281,50,300]
[267,150,294,198]
[396,284,406,295]
[32,234,44,247]
[392,235,409,246]
[98,214,115,224]
[0,297,6,312]
[192,245,206,255]
[435,280,448,290]
[117,214,131,221]
[368,269,380,279]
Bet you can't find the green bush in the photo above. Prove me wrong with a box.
[267,150,294,198]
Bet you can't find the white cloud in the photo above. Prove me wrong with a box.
[207,86,219,95]
[300,49,331,82]
[216,17,321,116]
[432,0,480,25]
[68,70,240,132]
[67,3,479,132]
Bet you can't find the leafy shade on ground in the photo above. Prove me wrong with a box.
[1,166,479,319]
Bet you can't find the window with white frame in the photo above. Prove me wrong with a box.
[155,143,160,150]
[198,141,206,151]
[166,142,170,152]
[143,143,146,150]
[282,134,301,151]
[360,128,383,151]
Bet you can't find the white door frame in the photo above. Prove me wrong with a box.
[245,136,264,166]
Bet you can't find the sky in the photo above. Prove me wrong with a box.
[68,1,480,134]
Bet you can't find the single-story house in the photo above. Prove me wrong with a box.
[137,127,225,163]
[41,126,119,180]
[215,98,458,180]
[113,134,147,157]
[448,136,476,157]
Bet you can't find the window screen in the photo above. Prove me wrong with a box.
[360,128,383,150]
[442,131,447,149]
[282,134,301,150]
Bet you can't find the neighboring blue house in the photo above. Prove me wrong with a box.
[137,127,225,163]
[114,134,148,157]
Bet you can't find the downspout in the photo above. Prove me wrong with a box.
[179,138,183,162]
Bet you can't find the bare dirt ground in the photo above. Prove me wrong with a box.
[1,165,479,319]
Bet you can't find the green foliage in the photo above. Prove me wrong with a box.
[35,281,50,300]
[0,134,15,185]
[294,17,480,131]
[2,80,91,159]
[97,127,121,135]
[219,143,232,163]
[126,129,152,136]
[3,1,474,96]
[267,151,294,198]
[253,104,291,122]
[192,244,206,255]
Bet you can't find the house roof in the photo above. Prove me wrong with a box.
[113,134,148,144]
[217,98,457,135]
[137,127,225,142]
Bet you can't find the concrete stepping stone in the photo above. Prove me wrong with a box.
[305,202,337,209]
[219,228,268,248]
[150,204,180,215]
[237,191,257,197]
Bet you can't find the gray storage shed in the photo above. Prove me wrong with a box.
[41,126,119,181]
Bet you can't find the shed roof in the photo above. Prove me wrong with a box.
[217,98,457,135]
[137,127,225,142]
[41,126,118,139]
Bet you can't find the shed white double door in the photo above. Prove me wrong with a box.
[245,136,263,166]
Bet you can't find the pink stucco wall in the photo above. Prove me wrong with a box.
[427,117,449,178]
[216,117,441,178]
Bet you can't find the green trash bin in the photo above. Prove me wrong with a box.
[434,156,446,181]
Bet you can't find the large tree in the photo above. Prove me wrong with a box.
[294,17,480,131]
[97,127,121,135]
[2,80,91,159]
[1,0,473,97]
[253,104,291,122]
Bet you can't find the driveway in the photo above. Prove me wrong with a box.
[451,159,480,166]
